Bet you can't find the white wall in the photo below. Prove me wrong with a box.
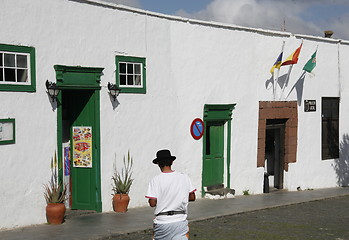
[1,0,349,229]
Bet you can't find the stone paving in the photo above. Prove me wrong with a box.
[1,187,349,240]
[111,195,349,240]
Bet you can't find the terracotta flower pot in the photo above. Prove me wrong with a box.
[113,194,130,212]
[46,203,66,224]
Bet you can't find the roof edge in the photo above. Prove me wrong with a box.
[69,0,349,44]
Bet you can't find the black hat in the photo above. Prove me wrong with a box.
[153,149,176,164]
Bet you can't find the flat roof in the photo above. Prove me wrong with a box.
[71,0,349,45]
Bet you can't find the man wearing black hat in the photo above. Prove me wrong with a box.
[146,149,196,240]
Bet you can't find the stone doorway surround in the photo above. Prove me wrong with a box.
[257,101,298,171]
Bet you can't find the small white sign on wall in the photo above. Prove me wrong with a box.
[0,119,15,144]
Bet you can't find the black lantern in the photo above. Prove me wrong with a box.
[45,80,60,102]
[107,82,120,100]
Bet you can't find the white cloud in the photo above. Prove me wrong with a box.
[176,0,349,40]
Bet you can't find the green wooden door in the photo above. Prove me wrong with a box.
[56,65,103,212]
[203,122,224,187]
[64,90,99,211]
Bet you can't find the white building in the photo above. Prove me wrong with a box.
[1,0,349,229]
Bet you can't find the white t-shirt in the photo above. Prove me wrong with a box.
[146,171,196,224]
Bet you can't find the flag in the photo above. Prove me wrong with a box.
[270,52,283,74]
[303,50,317,73]
[281,43,302,66]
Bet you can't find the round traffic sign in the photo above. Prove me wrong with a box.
[190,118,204,140]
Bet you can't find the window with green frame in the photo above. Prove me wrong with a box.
[0,44,36,92]
[0,118,15,145]
[115,55,146,94]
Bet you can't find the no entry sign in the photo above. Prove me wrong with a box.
[190,118,204,140]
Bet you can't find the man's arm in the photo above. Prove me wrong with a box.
[148,198,157,207]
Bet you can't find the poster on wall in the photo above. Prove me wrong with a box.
[72,126,93,168]
[62,141,71,208]
[63,143,71,176]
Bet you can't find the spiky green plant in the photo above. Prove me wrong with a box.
[112,151,134,194]
[44,152,67,204]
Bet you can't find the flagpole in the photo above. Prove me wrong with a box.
[274,41,285,100]
[280,65,292,100]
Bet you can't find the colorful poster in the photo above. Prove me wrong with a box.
[72,126,92,168]
[64,144,71,176]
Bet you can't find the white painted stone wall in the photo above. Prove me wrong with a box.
[1,0,348,229]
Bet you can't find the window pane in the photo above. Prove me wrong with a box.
[4,68,15,82]
[127,75,133,85]
[322,98,339,160]
[206,126,211,155]
[16,55,27,68]
[0,68,3,81]
[120,74,126,85]
[134,64,141,74]
[127,63,133,74]
[4,54,15,67]
[322,98,339,119]
[0,53,3,66]
[119,63,126,73]
[17,69,28,82]
[134,75,141,85]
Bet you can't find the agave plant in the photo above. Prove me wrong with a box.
[112,151,134,195]
[44,152,67,204]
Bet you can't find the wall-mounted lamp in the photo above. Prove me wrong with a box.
[107,82,120,101]
[45,80,60,102]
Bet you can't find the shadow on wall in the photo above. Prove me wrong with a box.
[265,72,305,105]
[284,72,305,105]
[334,134,349,186]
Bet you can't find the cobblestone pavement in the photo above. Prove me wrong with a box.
[110,195,349,240]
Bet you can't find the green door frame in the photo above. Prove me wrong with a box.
[55,65,103,212]
[202,104,235,196]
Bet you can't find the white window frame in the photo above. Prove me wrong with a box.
[0,51,31,85]
[118,61,143,88]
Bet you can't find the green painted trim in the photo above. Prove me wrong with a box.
[227,120,232,189]
[202,104,236,196]
[54,65,104,74]
[55,65,102,212]
[0,118,15,145]
[0,44,36,92]
[54,65,104,86]
[94,90,102,212]
[57,91,63,187]
[115,55,146,94]
[57,85,101,90]
[204,104,235,121]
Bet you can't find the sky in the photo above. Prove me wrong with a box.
[102,0,349,40]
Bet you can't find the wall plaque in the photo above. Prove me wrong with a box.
[0,118,15,145]
[304,100,316,112]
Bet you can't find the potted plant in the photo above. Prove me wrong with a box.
[112,151,134,212]
[44,152,67,224]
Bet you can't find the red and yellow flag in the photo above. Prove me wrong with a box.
[281,43,302,66]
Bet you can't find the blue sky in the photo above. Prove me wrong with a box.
[137,0,213,14]
[103,0,349,40]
